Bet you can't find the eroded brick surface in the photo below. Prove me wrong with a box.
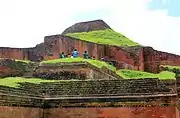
[1,107,176,118]
[1,37,180,73]
[0,106,42,118]
[0,58,32,77]
[143,47,180,73]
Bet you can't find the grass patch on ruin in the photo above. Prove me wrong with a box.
[116,69,176,80]
[160,65,180,71]
[0,77,87,88]
[0,77,60,88]
[42,57,84,63]
[87,59,116,71]
[65,29,140,47]
[15,59,32,64]
[41,57,116,72]
[41,58,176,80]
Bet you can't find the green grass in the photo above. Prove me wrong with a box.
[41,57,116,72]
[87,59,116,72]
[160,65,180,71]
[65,29,140,47]
[0,77,59,88]
[15,59,32,64]
[42,58,175,80]
[158,71,176,80]
[0,70,174,88]
[0,70,175,88]
[42,57,84,63]
[116,69,176,80]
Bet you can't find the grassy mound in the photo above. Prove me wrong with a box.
[116,69,176,80]
[0,77,59,88]
[65,29,140,47]
[41,57,116,72]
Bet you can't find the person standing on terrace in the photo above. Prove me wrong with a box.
[72,49,79,58]
[60,52,65,58]
[92,56,95,60]
[83,51,88,59]
[67,53,71,58]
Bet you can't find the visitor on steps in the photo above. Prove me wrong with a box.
[67,53,71,58]
[92,56,95,60]
[83,51,88,59]
[60,52,65,58]
[72,49,79,58]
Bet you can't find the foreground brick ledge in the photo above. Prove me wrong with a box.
[0,93,177,100]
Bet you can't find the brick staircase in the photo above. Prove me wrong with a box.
[0,79,172,98]
[0,85,41,97]
[0,78,176,108]
[0,93,43,107]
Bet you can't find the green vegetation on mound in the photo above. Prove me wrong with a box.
[0,77,59,88]
[42,58,175,80]
[160,65,180,71]
[0,71,175,88]
[65,29,140,47]
[41,57,116,72]
[116,70,176,80]
[42,57,83,63]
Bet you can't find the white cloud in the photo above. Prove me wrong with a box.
[0,0,179,55]
[105,0,180,55]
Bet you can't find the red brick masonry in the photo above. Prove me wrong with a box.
[0,106,177,118]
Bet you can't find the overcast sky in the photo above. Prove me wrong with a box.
[0,0,179,55]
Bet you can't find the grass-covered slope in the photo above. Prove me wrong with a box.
[0,77,59,88]
[65,29,140,47]
[160,65,180,71]
[0,58,175,88]
[0,70,175,88]
[41,57,116,72]
[116,70,176,80]
[42,58,175,80]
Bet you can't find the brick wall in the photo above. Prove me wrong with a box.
[0,106,177,118]
[46,107,176,118]
[44,35,142,70]
[0,58,33,77]
[143,47,180,73]
[0,47,28,60]
[0,36,180,72]
[0,106,42,118]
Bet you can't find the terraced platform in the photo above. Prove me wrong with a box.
[0,78,177,108]
[0,58,178,109]
[0,79,174,97]
[35,62,119,80]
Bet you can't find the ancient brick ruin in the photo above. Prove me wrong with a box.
[1,20,180,73]
[1,20,180,118]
